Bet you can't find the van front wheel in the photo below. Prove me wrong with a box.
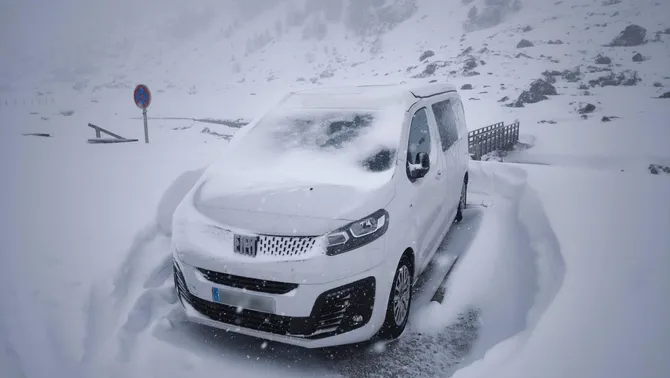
[378,255,413,340]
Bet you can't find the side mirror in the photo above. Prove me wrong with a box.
[417,152,430,168]
[408,152,430,179]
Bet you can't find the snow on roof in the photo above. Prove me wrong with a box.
[280,82,459,111]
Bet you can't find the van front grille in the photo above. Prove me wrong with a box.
[257,235,317,258]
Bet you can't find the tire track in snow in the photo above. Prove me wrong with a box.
[82,223,176,367]
[83,168,205,370]
[111,223,161,302]
[113,232,176,363]
[117,284,177,362]
[326,309,480,378]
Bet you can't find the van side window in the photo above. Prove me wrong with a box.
[453,99,467,138]
[407,108,431,164]
[431,100,459,151]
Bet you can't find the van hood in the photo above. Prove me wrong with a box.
[191,172,395,235]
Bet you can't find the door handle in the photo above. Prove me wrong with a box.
[436,171,442,179]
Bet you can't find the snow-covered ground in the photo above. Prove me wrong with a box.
[2,0,670,377]
[3,132,668,378]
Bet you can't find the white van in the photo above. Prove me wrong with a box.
[172,83,470,348]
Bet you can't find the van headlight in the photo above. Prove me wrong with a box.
[326,209,389,256]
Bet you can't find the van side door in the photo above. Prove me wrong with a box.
[430,98,462,221]
[404,106,446,268]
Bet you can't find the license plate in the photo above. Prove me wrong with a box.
[211,287,275,313]
[234,234,258,257]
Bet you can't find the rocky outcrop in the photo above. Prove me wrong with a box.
[632,53,646,62]
[508,79,557,107]
[517,39,534,48]
[609,25,647,46]
[419,50,435,62]
[588,70,641,87]
[578,103,596,114]
[595,54,612,64]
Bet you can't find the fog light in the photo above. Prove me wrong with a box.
[352,315,363,323]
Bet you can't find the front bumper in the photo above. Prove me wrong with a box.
[173,257,392,348]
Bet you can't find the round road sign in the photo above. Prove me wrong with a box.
[134,84,152,109]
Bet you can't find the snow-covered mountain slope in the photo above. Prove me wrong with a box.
[5,0,670,101]
[3,0,669,158]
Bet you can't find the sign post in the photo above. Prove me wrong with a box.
[142,108,149,143]
[133,84,152,143]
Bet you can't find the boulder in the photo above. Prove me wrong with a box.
[419,50,435,62]
[458,46,473,57]
[649,164,670,175]
[595,54,612,64]
[463,57,478,70]
[423,63,437,76]
[609,25,647,47]
[562,67,581,83]
[517,39,534,48]
[632,53,646,62]
[512,78,557,106]
[578,103,596,114]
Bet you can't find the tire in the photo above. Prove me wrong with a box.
[378,255,413,340]
[455,176,468,223]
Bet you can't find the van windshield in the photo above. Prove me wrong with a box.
[235,108,404,174]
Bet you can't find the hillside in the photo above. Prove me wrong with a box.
[3,0,669,172]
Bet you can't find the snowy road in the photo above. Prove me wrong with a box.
[82,199,483,378]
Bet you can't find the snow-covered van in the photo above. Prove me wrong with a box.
[171,83,470,348]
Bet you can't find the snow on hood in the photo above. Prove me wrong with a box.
[195,104,405,220]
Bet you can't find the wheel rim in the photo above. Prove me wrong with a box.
[393,265,411,326]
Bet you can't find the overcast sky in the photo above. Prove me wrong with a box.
[0,0,284,83]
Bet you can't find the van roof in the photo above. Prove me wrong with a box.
[281,82,459,111]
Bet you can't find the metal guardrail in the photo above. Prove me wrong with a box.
[87,123,138,144]
[468,121,520,160]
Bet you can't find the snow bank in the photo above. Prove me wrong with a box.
[0,130,224,377]
[449,163,670,378]
[414,161,565,367]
